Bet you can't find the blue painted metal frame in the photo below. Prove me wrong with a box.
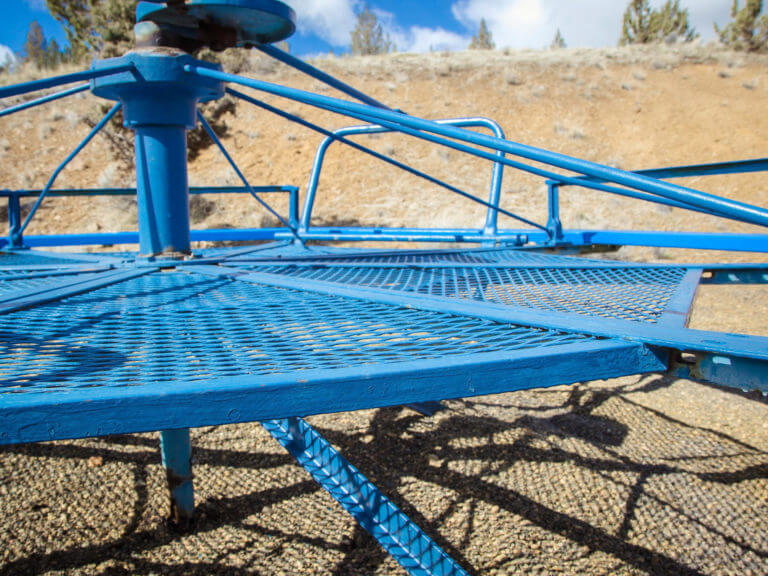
[1,39,767,576]
[1,186,299,249]
[262,416,470,575]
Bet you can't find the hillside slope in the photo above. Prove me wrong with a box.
[0,44,766,264]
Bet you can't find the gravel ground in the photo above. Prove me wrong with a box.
[1,373,767,576]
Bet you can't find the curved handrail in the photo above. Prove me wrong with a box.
[299,117,507,237]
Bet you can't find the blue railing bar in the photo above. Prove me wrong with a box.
[187,66,768,229]
[220,266,768,361]
[256,44,392,110]
[0,84,89,119]
[18,102,122,236]
[4,228,284,248]
[556,230,768,253]
[200,70,727,226]
[196,110,300,239]
[263,416,471,576]
[297,118,506,236]
[275,230,529,244]
[553,158,768,188]
[310,105,747,226]
[0,185,298,198]
[0,64,134,100]
[226,89,542,233]
[267,96,737,227]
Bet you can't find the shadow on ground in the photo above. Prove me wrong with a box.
[1,374,767,575]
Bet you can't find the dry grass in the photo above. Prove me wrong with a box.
[0,44,766,263]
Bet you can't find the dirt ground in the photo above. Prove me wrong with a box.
[0,45,767,575]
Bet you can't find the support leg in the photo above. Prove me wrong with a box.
[160,428,195,529]
[263,417,469,576]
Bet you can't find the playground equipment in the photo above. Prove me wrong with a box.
[1,1,767,574]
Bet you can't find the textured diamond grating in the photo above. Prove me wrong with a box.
[0,271,105,295]
[0,252,93,267]
[241,249,603,266]
[247,264,687,323]
[0,269,593,395]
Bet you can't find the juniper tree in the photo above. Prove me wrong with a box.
[470,18,495,50]
[23,21,48,67]
[45,0,137,60]
[716,0,768,52]
[350,5,392,56]
[551,28,566,49]
[620,0,697,45]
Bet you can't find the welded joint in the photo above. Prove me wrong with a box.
[670,351,768,395]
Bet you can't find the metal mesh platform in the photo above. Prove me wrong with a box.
[0,269,592,394]
[244,263,687,323]
[0,246,680,446]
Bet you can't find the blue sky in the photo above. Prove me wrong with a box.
[0,0,742,65]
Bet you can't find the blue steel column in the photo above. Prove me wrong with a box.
[7,194,23,249]
[547,182,564,243]
[160,428,194,527]
[91,51,223,525]
[134,126,191,255]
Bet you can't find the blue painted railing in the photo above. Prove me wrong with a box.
[1,186,299,249]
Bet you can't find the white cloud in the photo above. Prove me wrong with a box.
[0,45,17,70]
[285,0,468,54]
[451,0,735,50]
[284,0,360,47]
[400,26,469,53]
[375,9,469,53]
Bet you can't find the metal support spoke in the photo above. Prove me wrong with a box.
[0,84,89,119]
[0,64,133,100]
[227,88,547,234]
[256,44,392,110]
[263,417,470,576]
[196,110,300,239]
[19,102,122,235]
[187,66,768,228]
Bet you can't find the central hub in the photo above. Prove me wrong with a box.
[91,51,223,257]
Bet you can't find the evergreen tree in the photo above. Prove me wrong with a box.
[23,21,48,67]
[469,18,495,50]
[652,0,698,42]
[551,28,567,49]
[621,0,697,44]
[45,38,62,69]
[350,4,392,56]
[45,0,137,60]
[716,0,768,52]
[621,0,654,45]
[45,0,92,60]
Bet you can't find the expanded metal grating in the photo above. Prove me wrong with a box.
[0,270,105,295]
[246,264,687,323]
[0,269,593,395]
[0,252,94,267]
[235,248,606,266]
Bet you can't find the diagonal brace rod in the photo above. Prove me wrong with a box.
[262,417,470,576]
[0,84,89,119]
[186,66,768,228]
[19,102,122,235]
[227,88,547,233]
[256,44,392,110]
[196,110,299,238]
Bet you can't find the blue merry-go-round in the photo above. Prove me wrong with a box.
[0,2,766,574]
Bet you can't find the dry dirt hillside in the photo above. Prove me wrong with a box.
[0,43,767,268]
